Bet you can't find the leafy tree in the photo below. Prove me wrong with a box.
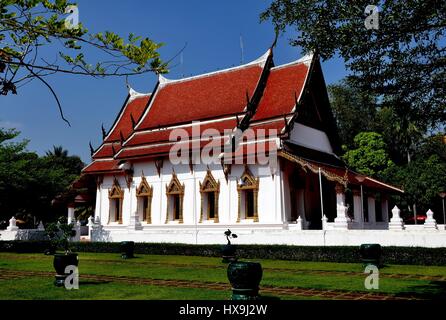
[261,0,445,145]
[0,0,167,125]
[0,127,83,225]
[385,154,446,215]
[342,132,394,177]
[45,145,68,157]
[328,79,378,148]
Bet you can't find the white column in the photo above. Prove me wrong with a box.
[334,184,349,229]
[389,206,405,230]
[67,207,75,224]
[381,197,389,223]
[352,189,362,227]
[367,195,376,225]
[424,209,438,230]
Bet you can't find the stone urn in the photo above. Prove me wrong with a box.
[53,253,79,287]
[120,241,135,259]
[227,261,263,300]
[221,244,237,263]
[359,244,382,268]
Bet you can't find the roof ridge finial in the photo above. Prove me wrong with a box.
[89,142,94,156]
[101,124,107,140]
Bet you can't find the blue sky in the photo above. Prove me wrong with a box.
[0,0,348,163]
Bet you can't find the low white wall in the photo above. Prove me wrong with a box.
[0,229,47,241]
[91,225,446,248]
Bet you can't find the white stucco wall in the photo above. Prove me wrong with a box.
[88,159,446,248]
[95,161,284,230]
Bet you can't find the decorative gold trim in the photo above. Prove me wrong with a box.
[136,176,153,224]
[199,170,220,223]
[108,178,123,224]
[278,150,348,186]
[237,166,259,222]
[165,172,185,223]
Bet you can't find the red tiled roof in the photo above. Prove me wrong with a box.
[252,62,310,121]
[116,138,230,160]
[93,142,122,159]
[126,118,238,147]
[136,64,266,130]
[82,159,122,174]
[105,94,150,143]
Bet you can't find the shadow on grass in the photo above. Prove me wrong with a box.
[397,281,446,300]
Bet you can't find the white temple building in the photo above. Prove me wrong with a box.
[74,47,446,247]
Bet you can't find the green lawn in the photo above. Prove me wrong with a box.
[0,252,445,300]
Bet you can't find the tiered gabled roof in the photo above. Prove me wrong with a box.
[81,47,403,194]
[83,49,313,171]
[110,50,272,161]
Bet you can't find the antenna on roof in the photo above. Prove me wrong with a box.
[239,34,244,64]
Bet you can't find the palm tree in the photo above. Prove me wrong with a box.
[45,145,68,158]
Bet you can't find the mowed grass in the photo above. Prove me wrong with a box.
[0,252,446,300]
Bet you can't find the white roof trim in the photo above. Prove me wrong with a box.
[271,52,314,71]
[158,49,271,86]
[127,86,151,103]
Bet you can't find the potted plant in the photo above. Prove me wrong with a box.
[359,243,382,268]
[45,217,79,287]
[120,241,135,259]
[227,261,263,300]
[221,229,238,263]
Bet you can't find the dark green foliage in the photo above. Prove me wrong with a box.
[328,79,378,148]
[0,128,84,224]
[342,132,395,176]
[44,216,76,253]
[262,0,446,131]
[2,241,446,266]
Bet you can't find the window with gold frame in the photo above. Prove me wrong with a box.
[237,167,259,222]
[199,170,220,223]
[108,178,124,224]
[165,173,185,223]
[136,176,153,224]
